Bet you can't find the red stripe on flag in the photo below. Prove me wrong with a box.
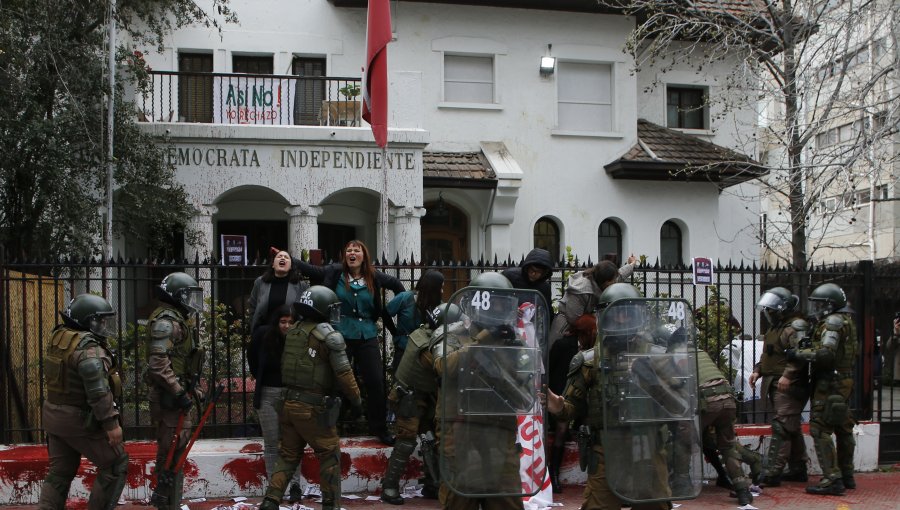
[363,0,390,148]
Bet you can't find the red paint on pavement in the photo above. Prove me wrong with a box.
[0,457,49,501]
[221,457,266,490]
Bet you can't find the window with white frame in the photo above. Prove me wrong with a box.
[557,61,613,132]
[443,54,494,104]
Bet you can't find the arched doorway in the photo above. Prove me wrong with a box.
[422,197,469,298]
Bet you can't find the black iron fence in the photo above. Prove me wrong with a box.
[136,71,363,127]
[2,256,899,445]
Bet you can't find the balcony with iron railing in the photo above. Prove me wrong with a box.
[136,70,363,127]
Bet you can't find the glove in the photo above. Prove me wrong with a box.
[785,349,798,361]
[176,391,193,411]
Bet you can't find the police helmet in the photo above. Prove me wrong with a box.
[158,272,203,313]
[61,294,117,337]
[597,283,644,336]
[469,272,513,289]
[431,302,463,327]
[295,285,341,324]
[756,286,799,324]
[465,272,517,329]
[808,283,847,319]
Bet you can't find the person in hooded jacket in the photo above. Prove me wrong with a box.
[501,248,554,315]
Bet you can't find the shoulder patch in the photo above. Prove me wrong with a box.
[312,322,336,339]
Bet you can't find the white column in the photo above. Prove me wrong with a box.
[286,205,322,257]
[391,205,426,264]
[185,204,218,263]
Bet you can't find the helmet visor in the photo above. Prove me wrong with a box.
[755,292,784,311]
[182,288,204,313]
[328,303,342,325]
[90,313,117,338]
[808,299,831,318]
[598,302,646,335]
[470,293,519,328]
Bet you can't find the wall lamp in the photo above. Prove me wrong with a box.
[540,44,555,76]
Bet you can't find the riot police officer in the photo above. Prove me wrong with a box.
[544,283,699,510]
[749,286,811,486]
[259,286,362,510]
[790,283,858,495]
[145,272,205,509]
[381,302,462,505]
[431,272,546,510]
[39,294,128,509]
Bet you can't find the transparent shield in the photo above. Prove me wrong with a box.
[437,287,549,498]
[597,297,702,503]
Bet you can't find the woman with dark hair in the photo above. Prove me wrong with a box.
[294,239,405,445]
[386,269,445,369]
[248,305,303,501]
[248,250,309,333]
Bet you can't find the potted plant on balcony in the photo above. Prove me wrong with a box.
[339,83,361,99]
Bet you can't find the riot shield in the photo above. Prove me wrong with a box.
[436,286,549,498]
[597,297,702,503]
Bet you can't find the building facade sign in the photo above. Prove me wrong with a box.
[166,145,416,172]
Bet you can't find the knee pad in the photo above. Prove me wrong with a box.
[771,419,790,439]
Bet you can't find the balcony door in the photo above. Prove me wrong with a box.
[178,53,213,123]
[293,57,326,125]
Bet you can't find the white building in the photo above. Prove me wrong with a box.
[127,0,764,270]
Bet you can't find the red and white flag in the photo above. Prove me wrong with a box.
[362,0,390,148]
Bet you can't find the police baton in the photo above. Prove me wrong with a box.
[172,380,227,474]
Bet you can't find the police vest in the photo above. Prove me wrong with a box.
[394,326,437,393]
[696,351,727,386]
[813,312,858,374]
[45,327,121,407]
[147,305,202,382]
[282,321,334,393]
[758,316,801,376]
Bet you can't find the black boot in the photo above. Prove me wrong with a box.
[842,475,856,489]
[736,487,753,506]
[380,439,415,505]
[548,445,564,494]
[806,478,846,496]
[758,473,781,487]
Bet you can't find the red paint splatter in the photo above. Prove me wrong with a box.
[350,451,388,480]
[240,442,263,454]
[299,451,352,482]
[0,458,49,502]
[221,457,266,490]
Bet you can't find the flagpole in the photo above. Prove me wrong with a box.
[381,146,390,261]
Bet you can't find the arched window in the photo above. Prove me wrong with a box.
[533,217,560,263]
[660,221,683,267]
[598,219,622,264]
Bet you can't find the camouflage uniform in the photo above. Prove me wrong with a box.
[144,304,204,509]
[674,350,755,505]
[556,341,669,510]
[432,324,524,510]
[755,314,811,482]
[260,319,361,510]
[39,325,127,509]
[796,311,857,494]
[381,323,441,503]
